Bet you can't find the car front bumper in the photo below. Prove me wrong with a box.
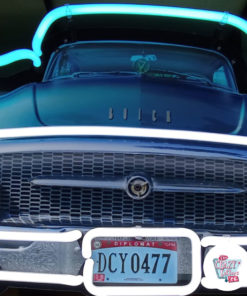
[0,227,245,295]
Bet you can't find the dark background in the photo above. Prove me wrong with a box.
[1,0,247,93]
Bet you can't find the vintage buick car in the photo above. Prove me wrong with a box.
[1,3,247,296]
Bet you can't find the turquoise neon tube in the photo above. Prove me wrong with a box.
[32,4,247,57]
[0,49,41,67]
[2,4,247,67]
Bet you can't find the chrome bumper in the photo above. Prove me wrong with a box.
[0,227,246,296]
[0,228,83,286]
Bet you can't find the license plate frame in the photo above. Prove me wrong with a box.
[82,227,201,296]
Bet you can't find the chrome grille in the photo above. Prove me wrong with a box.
[0,151,246,230]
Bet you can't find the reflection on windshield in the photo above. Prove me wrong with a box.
[46,41,236,91]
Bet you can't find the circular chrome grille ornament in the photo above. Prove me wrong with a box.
[126,175,151,200]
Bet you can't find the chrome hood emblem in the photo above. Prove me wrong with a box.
[126,175,151,200]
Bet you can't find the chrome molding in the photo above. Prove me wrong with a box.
[152,179,246,194]
[31,176,127,190]
[31,175,246,194]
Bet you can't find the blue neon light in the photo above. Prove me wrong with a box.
[1,4,247,67]
[0,49,41,67]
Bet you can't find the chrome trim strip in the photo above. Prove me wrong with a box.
[153,179,246,194]
[0,126,246,146]
[231,99,245,135]
[31,176,126,190]
[31,175,245,194]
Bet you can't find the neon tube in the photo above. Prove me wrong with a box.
[1,4,247,67]
[0,49,41,67]
[32,4,247,57]
[201,236,247,247]
[0,126,246,146]
[0,229,82,242]
[82,227,201,296]
[0,271,83,286]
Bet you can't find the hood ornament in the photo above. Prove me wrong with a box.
[126,175,152,200]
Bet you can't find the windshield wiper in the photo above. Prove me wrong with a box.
[52,70,213,87]
[144,70,213,86]
[183,73,214,86]
[72,71,140,78]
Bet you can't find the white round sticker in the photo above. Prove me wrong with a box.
[202,242,247,291]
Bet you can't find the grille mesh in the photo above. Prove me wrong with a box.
[0,152,246,230]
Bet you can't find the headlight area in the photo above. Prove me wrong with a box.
[0,228,247,295]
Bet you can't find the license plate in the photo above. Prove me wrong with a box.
[91,239,177,284]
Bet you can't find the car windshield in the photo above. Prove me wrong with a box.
[45,41,237,91]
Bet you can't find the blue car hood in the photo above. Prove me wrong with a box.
[35,76,245,134]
